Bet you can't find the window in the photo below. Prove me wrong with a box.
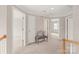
[53,22,59,33]
[51,19,59,33]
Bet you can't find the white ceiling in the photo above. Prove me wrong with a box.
[16,5,72,17]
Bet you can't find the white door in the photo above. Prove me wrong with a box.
[12,7,26,52]
[27,15,36,44]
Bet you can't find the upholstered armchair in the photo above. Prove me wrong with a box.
[35,31,48,43]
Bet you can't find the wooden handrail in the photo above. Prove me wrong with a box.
[64,39,79,45]
[62,39,79,54]
[0,35,7,41]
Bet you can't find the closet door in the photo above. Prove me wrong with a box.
[27,15,36,44]
[12,7,26,52]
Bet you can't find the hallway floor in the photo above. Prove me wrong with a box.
[15,38,63,54]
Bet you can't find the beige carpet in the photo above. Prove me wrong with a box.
[15,38,63,54]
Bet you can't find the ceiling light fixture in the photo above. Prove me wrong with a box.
[51,8,54,10]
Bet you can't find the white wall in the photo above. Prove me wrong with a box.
[43,17,49,35]
[0,6,7,34]
[36,16,44,32]
[72,6,79,53]
[73,6,79,41]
